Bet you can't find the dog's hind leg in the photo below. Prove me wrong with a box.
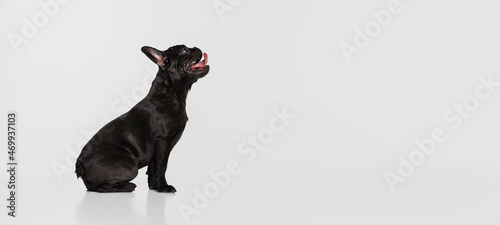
[82,152,139,192]
[95,182,137,193]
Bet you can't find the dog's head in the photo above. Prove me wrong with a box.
[141,45,210,83]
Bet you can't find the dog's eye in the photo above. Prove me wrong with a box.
[181,48,188,54]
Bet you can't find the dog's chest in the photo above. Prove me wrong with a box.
[150,106,188,136]
[146,82,190,137]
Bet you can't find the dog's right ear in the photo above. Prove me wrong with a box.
[141,46,167,67]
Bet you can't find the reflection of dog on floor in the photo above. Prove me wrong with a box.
[75,45,210,193]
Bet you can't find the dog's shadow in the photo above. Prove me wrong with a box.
[75,191,169,225]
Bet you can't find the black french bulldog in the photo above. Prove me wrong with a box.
[75,45,209,193]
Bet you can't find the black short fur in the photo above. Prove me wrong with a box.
[75,45,210,193]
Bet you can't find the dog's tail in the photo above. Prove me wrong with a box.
[75,160,85,179]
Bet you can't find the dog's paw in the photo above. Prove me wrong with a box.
[157,185,176,193]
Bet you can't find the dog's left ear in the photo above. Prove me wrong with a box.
[141,46,167,67]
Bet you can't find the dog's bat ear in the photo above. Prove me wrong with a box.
[141,46,167,67]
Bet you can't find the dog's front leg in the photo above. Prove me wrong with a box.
[148,139,176,193]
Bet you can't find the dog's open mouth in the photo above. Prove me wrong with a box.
[189,53,208,71]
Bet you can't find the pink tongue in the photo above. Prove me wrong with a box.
[191,53,208,69]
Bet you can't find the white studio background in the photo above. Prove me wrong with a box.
[1,0,500,224]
